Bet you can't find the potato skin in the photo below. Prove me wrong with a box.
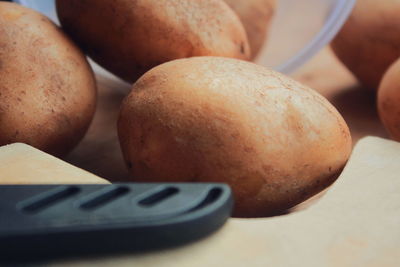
[118,57,352,217]
[0,3,96,156]
[224,0,276,59]
[56,0,251,83]
[331,0,400,90]
[378,58,400,140]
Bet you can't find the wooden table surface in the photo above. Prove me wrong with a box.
[64,47,389,183]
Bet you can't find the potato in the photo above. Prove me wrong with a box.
[378,58,400,140]
[118,57,352,217]
[331,0,400,90]
[0,3,96,156]
[224,0,276,59]
[56,0,251,83]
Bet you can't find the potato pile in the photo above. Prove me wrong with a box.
[332,0,400,143]
[0,3,96,156]
[1,1,354,217]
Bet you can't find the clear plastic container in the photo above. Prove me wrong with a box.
[14,0,355,74]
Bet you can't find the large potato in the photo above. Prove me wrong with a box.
[378,58,400,140]
[224,0,276,59]
[118,57,352,217]
[0,3,96,156]
[56,0,251,83]
[331,0,400,90]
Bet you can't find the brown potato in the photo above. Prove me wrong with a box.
[331,0,400,90]
[56,0,251,83]
[0,3,96,156]
[118,57,352,217]
[378,58,400,140]
[224,0,276,59]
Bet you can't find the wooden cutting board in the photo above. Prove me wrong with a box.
[51,136,400,266]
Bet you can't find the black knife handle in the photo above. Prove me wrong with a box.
[0,183,233,263]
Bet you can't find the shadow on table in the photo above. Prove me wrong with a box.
[65,75,133,182]
[329,85,388,143]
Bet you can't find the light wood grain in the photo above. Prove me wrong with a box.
[0,143,108,184]
[52,137,400,266]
